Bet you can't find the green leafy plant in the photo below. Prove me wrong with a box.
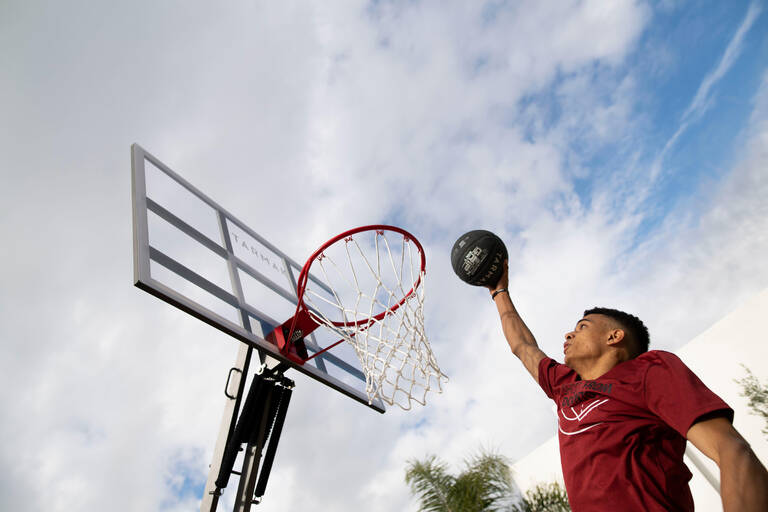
[735,364,768,436]
[405,450,519,512]
[511,481,571,512]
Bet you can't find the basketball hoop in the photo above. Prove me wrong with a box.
[266,225,447,410]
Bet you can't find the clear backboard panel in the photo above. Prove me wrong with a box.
[131,144,385,412]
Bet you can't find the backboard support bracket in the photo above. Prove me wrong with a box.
[201,348,293,512]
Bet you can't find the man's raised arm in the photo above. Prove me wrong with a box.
[488,261,547,382]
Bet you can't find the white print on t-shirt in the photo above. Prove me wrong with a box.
[557,398,610,436]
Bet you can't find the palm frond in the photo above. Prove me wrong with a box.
[405,449,535,512]
[511,481,571,512]
[462,450,520,511]
[405,455,456,512]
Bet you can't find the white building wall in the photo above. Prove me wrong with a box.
[511,288,768,511]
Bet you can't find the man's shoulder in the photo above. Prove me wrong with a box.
[538,356,579,396]
[540,356,568,373]
[610,351,686,379]
[541,356,578,375]
[631,350,699,381]
[634,349,682,365]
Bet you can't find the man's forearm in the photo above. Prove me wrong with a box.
[486,261,546,380]
[719,438,768,511]
[493,292,537,353]
[492,292,545,380]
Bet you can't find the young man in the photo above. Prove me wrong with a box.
[489,261,768,511]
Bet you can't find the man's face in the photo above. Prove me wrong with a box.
[563,314,611,368]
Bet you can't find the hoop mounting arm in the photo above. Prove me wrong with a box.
[265,309,319,364]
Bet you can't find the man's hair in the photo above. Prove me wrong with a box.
[584,307,650,357]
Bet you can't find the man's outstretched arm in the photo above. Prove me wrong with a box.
[687,416,768,512]
[488,261,547,382]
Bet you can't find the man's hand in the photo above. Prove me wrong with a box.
[687,416,768,511]
[487,259,510,296]
[487,260,546,381]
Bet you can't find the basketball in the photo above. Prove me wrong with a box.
[451,230,507,287]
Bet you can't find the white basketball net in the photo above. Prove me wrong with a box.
[301,229,447,410]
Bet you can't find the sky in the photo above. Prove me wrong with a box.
[1,0,767,510]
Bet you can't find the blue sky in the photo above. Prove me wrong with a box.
[642,2,764,211]
[540,1,767,252]
[1,1,768,511]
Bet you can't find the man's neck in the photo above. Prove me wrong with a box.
[572,353,626,380]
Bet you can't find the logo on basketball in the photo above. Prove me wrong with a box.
[462,246,488,274]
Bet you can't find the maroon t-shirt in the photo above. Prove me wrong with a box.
[538,350,732,512]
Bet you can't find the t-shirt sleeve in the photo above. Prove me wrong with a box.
[538,357,576,400]
[643,351,733,436]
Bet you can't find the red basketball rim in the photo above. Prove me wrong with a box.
[295,224,426,329]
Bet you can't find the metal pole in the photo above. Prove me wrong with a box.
[233,386,274,512]
[200,343,253,512]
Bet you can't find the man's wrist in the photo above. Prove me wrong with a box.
[491,288,508,300]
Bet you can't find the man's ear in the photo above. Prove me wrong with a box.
[607,329,625,346]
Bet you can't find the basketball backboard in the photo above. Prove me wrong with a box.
[131,143,385,412]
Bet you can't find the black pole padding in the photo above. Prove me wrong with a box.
[247,378,282,445]
[237,376,273,444]
[216,373,270,489]
[253,384,293,499]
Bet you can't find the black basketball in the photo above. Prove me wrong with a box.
[451,230,507,287]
